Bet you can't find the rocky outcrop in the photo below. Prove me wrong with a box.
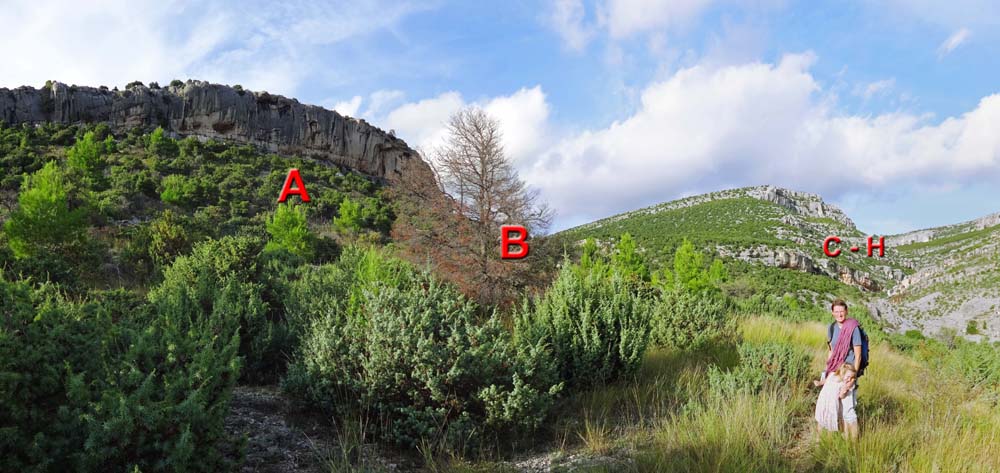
[887,211,1000,247]
[0,80,431,182]
[743,185,855,229]
[716,244,904,292]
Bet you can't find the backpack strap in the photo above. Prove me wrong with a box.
[827,322,835,345]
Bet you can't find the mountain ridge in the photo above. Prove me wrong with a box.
[0,80,432,183]
[555,184,1000,341]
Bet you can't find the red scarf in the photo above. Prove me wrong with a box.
[825,318,859,376]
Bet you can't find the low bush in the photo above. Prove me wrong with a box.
[708,340,812,396]
[0,274,241,472]
[285,247,562,452]
[513,257,653,389]
[150,236,290,383]
[651,288,733,350]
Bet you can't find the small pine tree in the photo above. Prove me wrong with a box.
[3,162,87,259]
[333,197,363,233]
[266,202,315,260]
[147,126,178,157]
[67,131,104,179]
[707,258,728,285]
[579,237,599,269]
[673,238,709,291]
[611,232,649,281]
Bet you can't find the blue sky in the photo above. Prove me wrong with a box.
[4,0,1000,235]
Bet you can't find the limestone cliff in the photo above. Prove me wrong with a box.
[0,80,430,182]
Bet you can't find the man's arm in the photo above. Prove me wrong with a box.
[852,327,862,371]
[852,345,861,372]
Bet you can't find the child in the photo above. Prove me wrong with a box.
[814,363,857,432]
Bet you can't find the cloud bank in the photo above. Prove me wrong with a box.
[383,53,1000,230]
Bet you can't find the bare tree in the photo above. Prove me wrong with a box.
[391,107,553,307]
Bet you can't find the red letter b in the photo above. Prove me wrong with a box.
[501,225,529,259]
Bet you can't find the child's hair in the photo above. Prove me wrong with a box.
[835,363,857,379]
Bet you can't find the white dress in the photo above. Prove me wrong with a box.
[815,372,844,431]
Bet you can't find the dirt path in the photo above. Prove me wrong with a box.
[224,385,336,473]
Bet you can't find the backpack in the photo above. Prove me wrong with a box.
[828,322,870,378]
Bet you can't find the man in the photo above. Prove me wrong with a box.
[825,299,862,440]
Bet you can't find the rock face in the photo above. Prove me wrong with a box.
[743,185,855,229]
[886,211,1000,247]
[715,244,901,292]
[0,81,430,182]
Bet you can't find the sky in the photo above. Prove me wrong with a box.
[3,0,1000,235]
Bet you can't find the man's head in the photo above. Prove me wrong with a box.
[831,299,848,324]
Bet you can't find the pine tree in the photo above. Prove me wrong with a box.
[265,202,314,259]
[3,161,87,259]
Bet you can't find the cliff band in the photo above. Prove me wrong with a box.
[0,80,430,182]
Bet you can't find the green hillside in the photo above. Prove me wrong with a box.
[880,217,1000,338]
[3,121,1000,472]
[553,186,911,313]
[0,121,392,290]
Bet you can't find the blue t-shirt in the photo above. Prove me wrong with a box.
[829,324,862,365]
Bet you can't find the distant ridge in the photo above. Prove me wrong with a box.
[0,80,432,182]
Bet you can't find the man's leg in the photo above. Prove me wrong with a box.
[841,387,859,440]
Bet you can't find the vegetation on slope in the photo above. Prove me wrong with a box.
[3,121,1000,472]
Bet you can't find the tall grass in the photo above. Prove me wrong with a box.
[509,315,1000,473]
[634,388,802,472]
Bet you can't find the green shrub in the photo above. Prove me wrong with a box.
[942,340,1000,392]
[148,127,178,158]
[0,278,107,471]
[707,340,812,396]
[0,274,241,472]
[651,288,733,350]
[611,232,650,281]
[514,257,653,389]
[81,281,242,472]
[285,248,562,451]
[148,209,193,267]
[265,202,315,260]
[66,131,104,182]
[967,320,980,335]
[150,236,289,382]
[333,196,363,232]
[160,174,199,207]
[3,161,88,260]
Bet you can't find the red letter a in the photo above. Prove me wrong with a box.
[501,225,529,259]
[278,168,310,203]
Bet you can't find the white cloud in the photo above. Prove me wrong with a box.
[0,0,430,96]
[518,53,1000,227]
[482,87,550,167]
[382,87,550,168]
[854,78,895,100]
[548,0,594,51]
[383,91,466,155]
[331,96,363,117]
[364,90,406,117]
[937,28,971,57]
[599,0,716,39]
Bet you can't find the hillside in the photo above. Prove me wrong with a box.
[876,213,1000,341]
[555,185,1000,341]
[2,115,1000,472]
[0,80,432,183]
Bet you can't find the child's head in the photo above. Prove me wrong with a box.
[836,363,857,382]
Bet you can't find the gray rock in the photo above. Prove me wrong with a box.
[0,80,432,183]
